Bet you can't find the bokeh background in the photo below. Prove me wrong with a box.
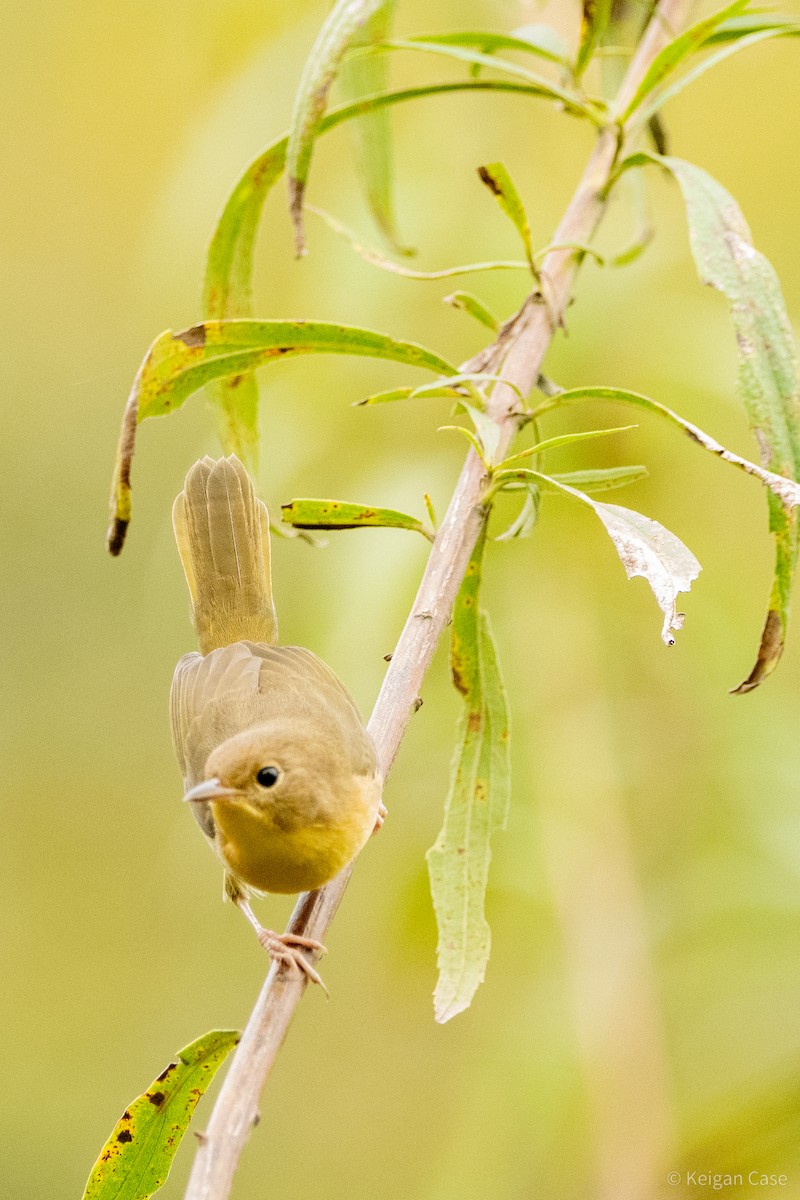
[4,2,800,1197]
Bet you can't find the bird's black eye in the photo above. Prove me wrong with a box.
[256,766,280,789]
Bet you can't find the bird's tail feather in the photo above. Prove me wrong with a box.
[173,455,277,653]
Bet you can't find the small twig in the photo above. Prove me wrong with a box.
[184,3,691,1196]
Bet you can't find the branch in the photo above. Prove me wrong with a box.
[184,3,691,1196]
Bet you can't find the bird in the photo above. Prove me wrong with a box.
[170,455,384,986]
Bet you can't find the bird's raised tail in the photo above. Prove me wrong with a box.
[173,455,278,653]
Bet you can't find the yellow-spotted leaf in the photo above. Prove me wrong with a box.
[427,526,511,1023]
[82,1030,239,1200]
[281,498,433,540]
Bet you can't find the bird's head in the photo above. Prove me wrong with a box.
[183,721,346,824]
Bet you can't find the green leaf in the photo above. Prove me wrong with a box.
[661,158,800,691]
[200,78,582,465]
[287,0,390,255]
[477,162,535,270]
[443,291,499,332]
[377,39,603,120]
[338,2,408,252]
[703,12,800,45]
[575,0,613,78]
[107,320,456,554]
[635,24,800,126]
[498,423,637,469]
[495,489,539,540]
[619,0,750,121]
[309,203,529,278]
[409,27,570,68]
[547,465,648,492]
[82,1030,239,1200]
[280,498,433,539]
[533,385,800,508]
[353,385,416,406]
[204,80,577,332]
[427,526,510,1023]
[507,469,701,644]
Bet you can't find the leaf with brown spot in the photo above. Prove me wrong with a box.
[338,2,408,253]
[477,162,535,271]
[661,158,800,690]
[575,0,612,78]
[106,320,455,554]
[81,1030,239,1200]
[427,525,511,1023]
[281,498,433,540]
[287,0,392,255]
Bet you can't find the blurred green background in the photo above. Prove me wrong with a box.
[4,2,800,1197]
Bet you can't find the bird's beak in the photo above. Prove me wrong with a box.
[183,777,240,804]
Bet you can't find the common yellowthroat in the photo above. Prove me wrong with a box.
[170,456,384,985]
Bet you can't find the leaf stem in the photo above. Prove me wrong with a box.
[183,4,692,1196]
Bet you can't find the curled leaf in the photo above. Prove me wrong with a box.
[287,0,390,254]
[443,291,499,332]
[338,2,408,251]
[661,158,800,690]
[107,320,455,554]
[505,469,701,644]
[477,162,535,271]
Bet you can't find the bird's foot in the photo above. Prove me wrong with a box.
[372,802,388,835]
[257,928,329,992]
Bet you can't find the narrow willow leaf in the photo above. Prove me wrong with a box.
[353,385,415,406]
[427,527,510,1022]
[519,470,701,644]
[410,28,570,67]
[107,321,455,554]
[310,203,529,279]
[576,0,613,78]
[495,489,539,540]
[511,23,571,63]
[287,0,389,255]
[548,465,648,492]
[635,25,800,127]
[378,39,602,120]
[533,385,800,511]
[201,79,570,462]
[477,162,534,270]
[703,12,800,45]
[662,158,800,690]
[280,498,433,539]
[619,0,749,121]
[535,240,605,267]
[443,291,499,332]
[82,1031,239,1200]
[410,372,522,402]
[498,423,637,469]
[338,2,407,251]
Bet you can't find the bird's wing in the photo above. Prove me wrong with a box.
[170,640,379,811]
[242,643,379,778]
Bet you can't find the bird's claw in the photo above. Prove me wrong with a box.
[372,802,388,835]
[257,929,329,993]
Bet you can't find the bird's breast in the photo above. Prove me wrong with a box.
[210,785,377,894]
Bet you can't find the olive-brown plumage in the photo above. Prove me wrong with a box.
[170,456,383,982]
